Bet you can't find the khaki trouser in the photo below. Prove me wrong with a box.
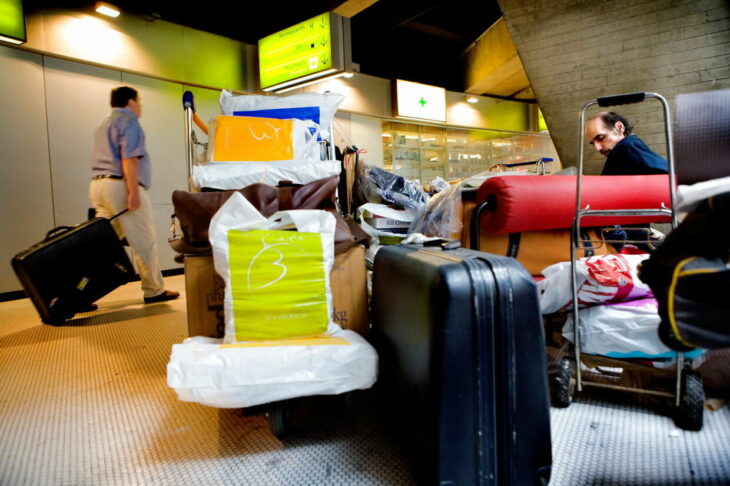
[89,178,165,298]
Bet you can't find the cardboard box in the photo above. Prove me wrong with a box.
[329,245,369,337]
[183,245,370,339]
[184,254,225,338]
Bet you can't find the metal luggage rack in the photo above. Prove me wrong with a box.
[552,91,705,431]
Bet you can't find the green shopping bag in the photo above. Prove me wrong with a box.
[209,192,337,344]
[228,229,329,340]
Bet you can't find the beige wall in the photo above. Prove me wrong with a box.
[23,9,251,92]
[498,0,730,173]
[302,73,532,132]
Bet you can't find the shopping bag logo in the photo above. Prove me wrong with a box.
[247,122,281,144]
[247,237,289,290]
[228,229,328,340]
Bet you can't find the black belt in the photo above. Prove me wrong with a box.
[92,174,145,188]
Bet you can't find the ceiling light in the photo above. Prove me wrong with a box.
[465,95,478,104]
[95,2,120,18]
[270,70,353,94]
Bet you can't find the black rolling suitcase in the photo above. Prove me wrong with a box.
[371,241,552,486]
[11,211,135,325]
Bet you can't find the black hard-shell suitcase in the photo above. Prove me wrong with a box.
[371,242,552,486]
[11,212,135,325]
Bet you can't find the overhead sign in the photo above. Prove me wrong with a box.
[395,79,446,122]
[0,0,26,44]
[259,12,349,91]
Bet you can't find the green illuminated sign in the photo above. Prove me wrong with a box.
[258,12,337,90]
[0,0,25,44]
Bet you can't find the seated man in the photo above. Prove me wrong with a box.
[585,111,668,175]
[585,111,669,249]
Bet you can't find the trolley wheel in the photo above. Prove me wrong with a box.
[550,357,576,408]
[673,369,705,431]
[266,400,290,438]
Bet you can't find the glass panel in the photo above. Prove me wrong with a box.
[382,120,561,182]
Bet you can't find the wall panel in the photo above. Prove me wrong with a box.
[43,57,121,225]
[0,47,54,293]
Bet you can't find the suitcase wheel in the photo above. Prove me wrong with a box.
[42,317,67,326]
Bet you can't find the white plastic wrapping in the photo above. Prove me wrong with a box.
[192,160,341,190]
[219,90,345,139]
[167,329,378,408]
[676,175,730,214]
[562,298,700,359]
[538,253,652,314]
[208,193,338,343]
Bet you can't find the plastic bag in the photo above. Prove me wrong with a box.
[538,253,652,314]
[409,182,463,238]
[429,176,451,193]
[167,329,378,408]
[207,116,320,162]
[209,192,337,343]
[219,90,344,139]
[191,160,341,190]
[562,298,703,359]
[354,163,429,212]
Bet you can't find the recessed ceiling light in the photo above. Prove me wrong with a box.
[95,2,120,18]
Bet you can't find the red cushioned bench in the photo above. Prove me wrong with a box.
[459,175,671,276]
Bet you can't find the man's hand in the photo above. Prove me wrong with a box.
[127,191,141,211]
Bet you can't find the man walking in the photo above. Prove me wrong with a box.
[89,85,179,304]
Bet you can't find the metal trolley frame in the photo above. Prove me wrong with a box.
[555,91,705,431]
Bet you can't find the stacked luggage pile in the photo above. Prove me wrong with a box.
[166,90,378,437]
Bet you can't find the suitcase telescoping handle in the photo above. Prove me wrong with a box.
[44,209,129,241]
[423,239,462,250]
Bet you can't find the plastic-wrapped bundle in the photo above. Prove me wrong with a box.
[354,163,429,211]
[192,160,341,191]
[562,298,704,359]
[538,253,653,314]
[218,90,344,140]
[409,182,463,238]
[167,330,378,408]
[207,116,321,162]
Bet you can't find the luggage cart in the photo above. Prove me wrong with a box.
[552,92,705,431]
[180,91,338,438]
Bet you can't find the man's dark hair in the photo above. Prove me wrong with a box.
[110,86,138,108]
[599,111,633,136]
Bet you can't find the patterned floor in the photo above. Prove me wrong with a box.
[0,275,728,485]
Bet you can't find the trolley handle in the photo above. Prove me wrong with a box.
[44,209,128,241]
[597,92,646,107]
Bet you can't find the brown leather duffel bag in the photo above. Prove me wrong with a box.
[170,176,366,255]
